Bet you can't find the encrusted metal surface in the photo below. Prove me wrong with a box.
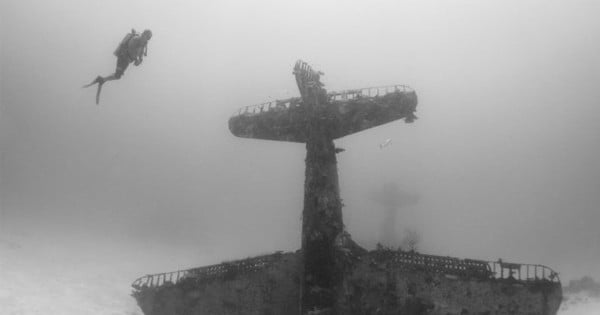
[228,85,417,142]
[132,252,285,289]
[131,250,560,290]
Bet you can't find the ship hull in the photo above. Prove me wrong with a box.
[132,251,562,315]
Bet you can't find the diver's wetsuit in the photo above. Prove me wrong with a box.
[115,38,135,79]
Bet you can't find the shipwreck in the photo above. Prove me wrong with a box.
[131,61,562,315]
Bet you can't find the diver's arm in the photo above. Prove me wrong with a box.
[130,39,144,66]
[133,47,144,66]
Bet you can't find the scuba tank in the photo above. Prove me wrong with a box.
[113,29,137,57]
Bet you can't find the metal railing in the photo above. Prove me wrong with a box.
[232,97,303,116]
[132,250,560,290]
[132,252,284,289]
[488,260,560,282]
[231,84,414,117]
[327,84,414,101]
[385,251,493,279]
[380,251,560,283]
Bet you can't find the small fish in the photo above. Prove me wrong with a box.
[379,138,392,149]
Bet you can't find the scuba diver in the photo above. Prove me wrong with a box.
[83,29,152,104]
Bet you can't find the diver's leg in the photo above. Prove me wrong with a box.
[94,66,124,104]
[88,57,129,104]
[105,57,129,82]
[101,74,118,82]
[85,56,127,87]
[92,70,121,104]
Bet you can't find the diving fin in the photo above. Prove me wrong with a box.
[83,76,103,88]
[82,76,104,104]
[95,82,104,105]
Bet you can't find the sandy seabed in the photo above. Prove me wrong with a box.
[1,232,143,315]
[0,227,215,315]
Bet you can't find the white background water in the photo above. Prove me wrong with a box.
[2,1,600,314]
